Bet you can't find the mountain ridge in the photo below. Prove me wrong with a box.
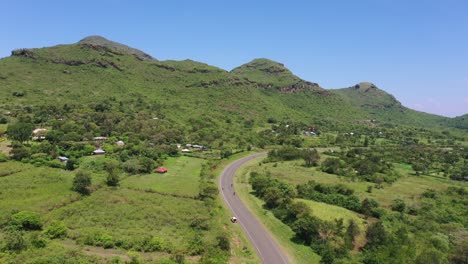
[0,36,463,130]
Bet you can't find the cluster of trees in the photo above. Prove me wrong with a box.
[267,147,320,167]
[0,210,67,254]
[296,181,383,218]
[249,170,468,263]
[249,172,360,263]
[5,96,269,168]
[322,147,398,183]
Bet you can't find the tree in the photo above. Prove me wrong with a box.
[11,211,43,230]
[3,229,26,251]
[104,159,120,186]
[361,198,379,217]
[220,147,232,158]
[10,144,31,161]
[415,249,448,264]
[319,245,335,264]
[139,157,156,173]
[366,222,387,249]
[291,214,321,245]
[345,219,360,249]
[287,201,311,222]
[374,175,384,189]
[7,122,34,143]
[72,170,92,195]
[364,136,369,147]
[303,148,320,167]
[263,186,283,209]
[46,130,64,144]
[391,199,406,213]
[321,158,344,174]
[412,161,427,176]
[122,158,142,174]
[44,221,67,239]
[106,172,120,186]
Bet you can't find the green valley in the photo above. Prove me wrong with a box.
[0,36,466,264]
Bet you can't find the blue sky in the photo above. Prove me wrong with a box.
[1,0,467,117]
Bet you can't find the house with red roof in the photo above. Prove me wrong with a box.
[155,167,168,173]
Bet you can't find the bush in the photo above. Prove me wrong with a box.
[145,236,166,252]
[11,211,43,230]
[12,91,26,97]
[47,159,64,169]
[128,251,142,264]
[190,217,210,230]
[3,229,26,251]
[391,199,406,212]
[30,232,47,248]
[216,233,230,251]
[0,153,8,162]
[72,170,92,195]
[44,221,67,239]
[99,234,114,248]
[187,233,204,255]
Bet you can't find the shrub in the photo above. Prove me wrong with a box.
[216,233,230,251]
[3,229,26,251]
[30,232,47,248]
[187,233,204,255]
[391,199,406,212]
[47,159,64,169]
[12,91,26,97]
[99,234,114,248]
[72,170,92,195]
[44,221,67,239]
[190,217,210,230]
[145,236,165,252]
[0,116,7,124]
[422,189,437,199]
[170,250,185,264]
[128,251,142,264]
[0,153,8,162]
[11,211,43,230]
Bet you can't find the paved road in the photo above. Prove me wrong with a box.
[219,153,290,264]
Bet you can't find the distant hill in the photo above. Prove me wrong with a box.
[334,82,447,127]
[0,36,463,131]
[446,114,468,130]
[79,35,156,61]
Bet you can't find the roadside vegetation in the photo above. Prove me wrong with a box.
[236,143,467,263]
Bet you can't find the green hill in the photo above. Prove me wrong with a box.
[334,82,447,127]
[444,113,468,130]
[0,36,463,132]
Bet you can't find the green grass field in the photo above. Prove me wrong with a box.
[0,155,232,263]
[121,156,205,197]
[49,187,209,248]
[253,159,465,207]
[0,160,33,176]
[0,163,80,224]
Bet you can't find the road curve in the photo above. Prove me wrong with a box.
[219,153,290,264]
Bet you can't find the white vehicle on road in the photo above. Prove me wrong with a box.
[230,216,237,223]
